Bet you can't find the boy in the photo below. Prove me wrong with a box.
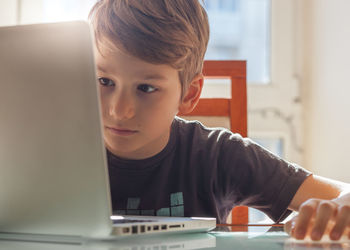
[89,0,349,241]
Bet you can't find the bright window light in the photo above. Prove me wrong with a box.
[42,0,96,22]
[203,0,271,84]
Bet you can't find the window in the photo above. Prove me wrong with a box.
[1,0,96,26]
[41,0,96,23]
[203,0,271,83]
[201,0,302,167]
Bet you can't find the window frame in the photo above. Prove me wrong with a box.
[247,0,302,164]
[202,0,302,164]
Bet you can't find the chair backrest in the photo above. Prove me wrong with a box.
[178,60,248,226]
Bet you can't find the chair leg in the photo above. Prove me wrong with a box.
[231,206,249,231]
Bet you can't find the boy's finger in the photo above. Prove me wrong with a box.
[284,217,297,235]
[330,205,350,240]
[310,201,336,240]
[294,200,318,239]
[284,220,292,235]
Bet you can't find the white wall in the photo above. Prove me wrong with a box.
[0,0,17,26]
[300,0,350,182]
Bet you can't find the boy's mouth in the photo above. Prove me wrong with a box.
[105,126,138,136]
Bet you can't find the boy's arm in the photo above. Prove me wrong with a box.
[285,174,350,240]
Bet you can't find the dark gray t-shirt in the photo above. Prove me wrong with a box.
[107,117,311,223]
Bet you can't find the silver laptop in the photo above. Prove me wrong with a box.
[0,21,216,241]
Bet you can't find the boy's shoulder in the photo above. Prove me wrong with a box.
[172,116,268,160]
[173,116,251,149]
[174,116,243,140]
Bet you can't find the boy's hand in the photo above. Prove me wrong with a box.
[284,192,350,241]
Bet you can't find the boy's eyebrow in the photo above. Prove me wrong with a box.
[97,66,107,73]
[96,66,168,81]
[141,74,168,81]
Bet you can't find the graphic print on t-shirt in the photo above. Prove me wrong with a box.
[114,192,184,216]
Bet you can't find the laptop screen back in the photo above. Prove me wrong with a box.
[0,21,113,237]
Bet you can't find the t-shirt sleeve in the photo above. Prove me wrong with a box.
[217,132,312,222]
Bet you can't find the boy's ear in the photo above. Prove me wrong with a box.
[178,74,204,114]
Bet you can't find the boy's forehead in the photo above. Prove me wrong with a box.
[93,42,119,60]
[95,45,176,76]
[95,48,180,82]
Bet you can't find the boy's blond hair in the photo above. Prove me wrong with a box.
[89,0,209,95]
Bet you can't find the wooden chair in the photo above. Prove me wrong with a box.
[178,60,248,226]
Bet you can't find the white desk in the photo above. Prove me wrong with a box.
[0,226,349,250]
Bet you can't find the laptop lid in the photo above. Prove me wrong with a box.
[0,21,217,240]
[0,21,113,238]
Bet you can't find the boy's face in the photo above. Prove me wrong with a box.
[95,45,183,160]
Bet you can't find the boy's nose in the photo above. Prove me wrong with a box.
[109,92,135,120]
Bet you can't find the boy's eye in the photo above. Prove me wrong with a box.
[137,84,157,93]
[98,77,114,86]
